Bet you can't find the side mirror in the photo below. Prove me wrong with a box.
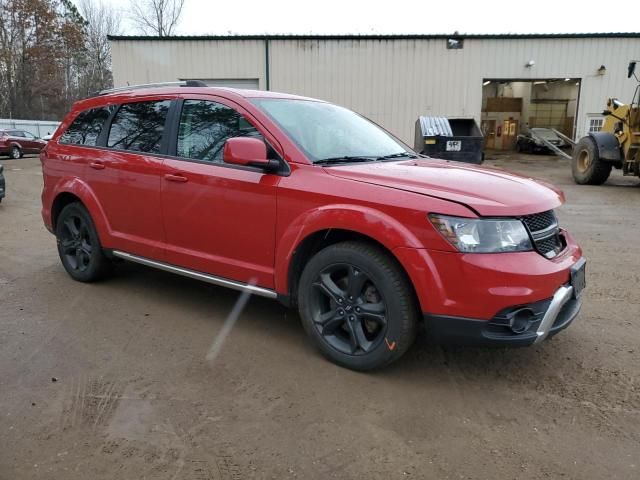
[223,137,270,168]
[628,61,637,79]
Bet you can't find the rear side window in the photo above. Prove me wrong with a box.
[107,100,170,153]
[177,100,260,162]
[60,107,112,146]
[10,130,24,137]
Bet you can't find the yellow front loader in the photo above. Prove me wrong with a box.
[572,61,640,184]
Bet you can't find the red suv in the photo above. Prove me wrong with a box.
[1,129,47,158]
[41,83,586,370]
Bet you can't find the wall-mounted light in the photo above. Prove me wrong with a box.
[533,81,547,85]
[564,78,571,82]
[483,80,491,86]
[525,60,535,68]
[598,65,606,75]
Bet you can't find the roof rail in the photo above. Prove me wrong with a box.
[95,80,208,96]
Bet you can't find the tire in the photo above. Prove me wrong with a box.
[298,241,418,371]
[55,202,112,282]
[10,146,20,159]
[572,136,612,185]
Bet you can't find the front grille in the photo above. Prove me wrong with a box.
[522,211,556,232]
[521,210,563,258]
[535,235,561,256]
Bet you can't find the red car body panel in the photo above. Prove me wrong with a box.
[41,86,584,329]
[395,229,582,319]
[323,159,565,217]
[161,157,280,288]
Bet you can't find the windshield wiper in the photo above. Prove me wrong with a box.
[314,156,377,165]
[376,152,419,160]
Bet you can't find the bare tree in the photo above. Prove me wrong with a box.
[129,0,185,37]
[78,0,121,93]
[0,0,87,120]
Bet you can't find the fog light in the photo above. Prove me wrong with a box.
[508,308,535,334]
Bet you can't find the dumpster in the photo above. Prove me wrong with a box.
[415,117,484,164]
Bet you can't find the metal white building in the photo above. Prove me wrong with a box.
[109,33,640,145]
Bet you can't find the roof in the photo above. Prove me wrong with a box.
[108,32,640,41]
[75,86,321,111]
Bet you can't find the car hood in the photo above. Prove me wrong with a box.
[323,159,564,216]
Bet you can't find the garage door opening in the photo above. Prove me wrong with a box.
[480,79,581,152]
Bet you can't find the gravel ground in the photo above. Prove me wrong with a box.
[0,153,639,480]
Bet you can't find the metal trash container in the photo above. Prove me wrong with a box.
[415,116,484,164]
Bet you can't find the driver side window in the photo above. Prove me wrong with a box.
[177,100,261,163]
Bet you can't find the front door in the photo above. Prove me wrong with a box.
[481,120,496,149]
[160,98,279,289]
[21,131,40,153]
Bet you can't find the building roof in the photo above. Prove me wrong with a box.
[108,32,640,41]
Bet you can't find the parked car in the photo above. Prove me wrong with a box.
[0,163,5,203]
[516,127,567,153]
[41,83,586,371]
[0,129,47,158]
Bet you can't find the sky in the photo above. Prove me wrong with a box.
[109,0,640,36]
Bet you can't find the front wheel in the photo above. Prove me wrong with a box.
[298,241,418,371]
[572,136,612,185]
[55,202,112,282]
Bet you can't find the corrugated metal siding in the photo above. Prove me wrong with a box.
[111,39,266,88]
[111,37,640,143]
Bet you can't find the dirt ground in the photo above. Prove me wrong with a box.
[0,153,639,480]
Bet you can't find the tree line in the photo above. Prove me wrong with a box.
[0,0,185,121]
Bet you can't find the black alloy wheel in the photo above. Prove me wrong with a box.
[55,202,112,282]
[298,241,418,370]
[310,263,387,355]
[59,214,93,273]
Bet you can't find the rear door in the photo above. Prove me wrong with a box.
[8,130,26,152]
[160,96,281,288]
[21,131,41,153]
[88,98,172,258]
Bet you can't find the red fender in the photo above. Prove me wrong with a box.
[274,204,443,311]
[50,176,113,245]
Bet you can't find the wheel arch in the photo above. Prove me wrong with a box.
[281,228,421,311]
[51,192,83,229]
[587,132,622,162]
[50,178,111,242]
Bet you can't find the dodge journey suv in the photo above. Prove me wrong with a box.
[41,82,586,370]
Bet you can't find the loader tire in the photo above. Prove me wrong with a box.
[572,136,612,185]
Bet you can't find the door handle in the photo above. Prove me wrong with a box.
[89,161,105,170]
[164,173,188,183]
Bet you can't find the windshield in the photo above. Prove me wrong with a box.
[252,98,411,162]
[531,128,558,140]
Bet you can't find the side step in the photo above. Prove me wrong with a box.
[112,250,277,299]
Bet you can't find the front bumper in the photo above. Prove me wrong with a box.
[424,284,582,347]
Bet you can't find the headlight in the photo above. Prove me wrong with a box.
[429,214,533,253]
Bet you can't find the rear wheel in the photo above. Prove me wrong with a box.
[55,203,112,282]
[572,136,612,185]
[10,146,20,159]
[298,241,418,371]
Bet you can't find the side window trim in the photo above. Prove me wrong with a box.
[165,99,184,158]
[96,105,118,147]
[169,97,289,175]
